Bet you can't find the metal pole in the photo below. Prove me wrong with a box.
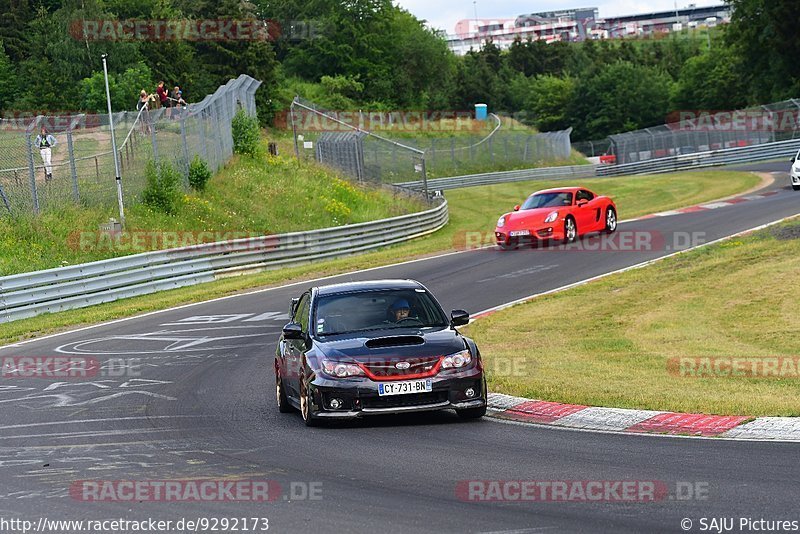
[291,98,300,158]
[102,53,125,228]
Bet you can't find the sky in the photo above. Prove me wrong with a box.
[394,0,726,34]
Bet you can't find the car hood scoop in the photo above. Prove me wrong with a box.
[365,336,425,349]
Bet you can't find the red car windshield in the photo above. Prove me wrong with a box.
[522,192,573,209]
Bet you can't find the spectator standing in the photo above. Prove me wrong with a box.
[136,89,153,134]
[156,81,168,115]
[33,126,57,181]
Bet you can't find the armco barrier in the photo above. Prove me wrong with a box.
[596,138,800,177]
[0,199,448,323]
[398,137,800,191]
[397,164,598,192]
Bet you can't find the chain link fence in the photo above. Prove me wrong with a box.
[606,99,800,165]
[0,74,261,217]
[289,97,574,195]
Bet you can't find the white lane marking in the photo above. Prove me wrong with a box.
[0,185,788,350]
[0,428,187,440]
[0,416,206,432]
[723,418,800,440]
[477,265,557,284]
[160,314,253,326]
[244,312,290,322]
[54,332,266,355]
[470,213,800,321]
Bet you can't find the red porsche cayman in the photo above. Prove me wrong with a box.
[494,187,617,249]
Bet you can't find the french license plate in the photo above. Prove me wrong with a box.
[510,230,531,237]
[378,379,432,396]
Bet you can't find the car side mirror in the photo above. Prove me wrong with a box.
[289,297,300,317]
[451,310,470,327]
[282,322,304,340]
[513,205,521,212]
[577,199,588,207]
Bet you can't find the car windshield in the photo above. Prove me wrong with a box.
[521,192,573,209]
[314,289,449,336]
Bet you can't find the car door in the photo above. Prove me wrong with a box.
[574,189,599,232]
[284,293,310,397]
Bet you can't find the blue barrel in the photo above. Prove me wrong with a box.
[475,103,488,121]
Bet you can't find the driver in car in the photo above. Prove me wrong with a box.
[388,299,412,323]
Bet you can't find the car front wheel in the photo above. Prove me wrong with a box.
[456,404,487,420]
[275,364,292,413]
[793,184,800,191]
[299,374,319,427]
[564,217,577,244]
[604,207,617,233]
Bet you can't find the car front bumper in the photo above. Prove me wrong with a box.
[495,224,563,245]
[307,368,486,419]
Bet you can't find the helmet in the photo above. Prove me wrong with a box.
[390,299,410,311]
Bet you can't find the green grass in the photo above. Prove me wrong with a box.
[0,169,761,344]
[0,144,425,275]
[464,217,800,417]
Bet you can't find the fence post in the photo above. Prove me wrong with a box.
[180,113,190,182]
[150,111,159,165]
[25,131,39,215]
[66,120,80,203]
[0,182,10,214]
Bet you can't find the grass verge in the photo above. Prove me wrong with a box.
[464,217,800,417]
[0,170,761,345]
[0,148,425,275]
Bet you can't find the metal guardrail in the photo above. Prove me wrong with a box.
[597,137,800,176]
[398,137,800,191]
[0,199,448,323]
[397,164,598,191]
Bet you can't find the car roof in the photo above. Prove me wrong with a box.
[529,186,585,196]
[315,279,425,297]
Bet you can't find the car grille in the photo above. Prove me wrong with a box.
[361,391,449,410]
[360,356,441,380]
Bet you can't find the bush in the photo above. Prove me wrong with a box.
[188,155,212,192]
[232,108,261,156]
[142,160,182,214]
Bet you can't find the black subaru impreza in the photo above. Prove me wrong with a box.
[275,279,487,426]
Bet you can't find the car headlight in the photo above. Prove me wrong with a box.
[441,349,472,369]
[544,211,559,223]
[497,216,506,228]
[322,360,365,378]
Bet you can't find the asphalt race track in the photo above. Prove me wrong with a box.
[0,164,798,533]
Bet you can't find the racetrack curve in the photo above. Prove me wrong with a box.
[0,164,798,533]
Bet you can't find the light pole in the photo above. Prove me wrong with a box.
[101,53,126,229]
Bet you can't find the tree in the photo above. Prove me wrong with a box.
[670,45,748,111]
[510,74,576,132]
[0,42,17,110]
[726,0,800,102]
[570,61,672,140]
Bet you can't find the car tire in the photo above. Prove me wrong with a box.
[564,217,577,244]
[299,374,319,427]
[604,207,617,234]
[793,184,800,191]
[275,364,292,413]
[456,404,487,420]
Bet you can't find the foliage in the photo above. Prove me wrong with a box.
[232,108,261,156]
[188,155,212,192]
[142,160,183,214]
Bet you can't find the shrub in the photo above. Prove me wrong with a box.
[188,155,212,191]
[232,108,261,156]
[142,160,182,214]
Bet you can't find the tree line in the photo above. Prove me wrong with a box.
[0,0,796,141]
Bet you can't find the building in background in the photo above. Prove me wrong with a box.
[446,4,731,55]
